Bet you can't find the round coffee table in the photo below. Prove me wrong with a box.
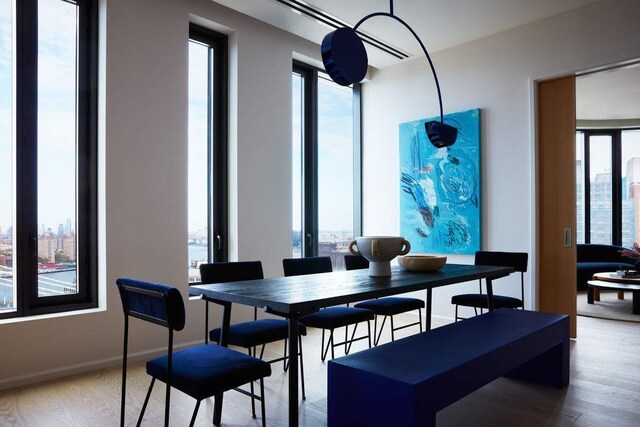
[588,272,640,315]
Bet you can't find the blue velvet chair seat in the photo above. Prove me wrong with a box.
[450,293,523,309]
[300,306,374,330]
[209,319,307,348]
[147,344,271,401]
[354,297,425,316]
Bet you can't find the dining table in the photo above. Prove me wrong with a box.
[189,262,514,427]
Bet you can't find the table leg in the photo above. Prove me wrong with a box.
[618,290,625,300]
[633,291,640,315]
[587,285,594,304]
[425,289,432,330]
[288,314,299,427]
[486,278,495,311]
[594,288,601,301]
[213,301,232,426]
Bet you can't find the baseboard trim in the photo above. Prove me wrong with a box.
[0,339,202,392]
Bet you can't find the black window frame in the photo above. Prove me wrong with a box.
[577,128,640,246]
[188,24,229,271]
[292,60,362,258]
[1,0,99,319]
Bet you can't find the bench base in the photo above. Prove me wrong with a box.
[328,309,569,427]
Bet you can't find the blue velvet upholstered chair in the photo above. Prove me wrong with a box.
[345,254,425,345]
[116,278,271,427]
[451,251,529,321]
[199,261,307,402]
[282,256,374,361]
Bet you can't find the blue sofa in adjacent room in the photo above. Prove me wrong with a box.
[576,244,639,291]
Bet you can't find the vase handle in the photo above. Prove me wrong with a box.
[348,240,360,256]
[399,239,411,255]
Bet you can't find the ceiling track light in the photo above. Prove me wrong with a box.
[321,0,458,148]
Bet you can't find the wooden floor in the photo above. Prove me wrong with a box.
[1,314,639,426]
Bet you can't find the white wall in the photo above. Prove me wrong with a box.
[0,0,320,389]
[362,0,640,320]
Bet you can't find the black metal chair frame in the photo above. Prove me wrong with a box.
[283,256,373,361]
[118,283,267,427]
[453,252,527,322]
[370,307,423,346]
[197,261,306,403]
[345,254,423,346]
[320,320,372,361]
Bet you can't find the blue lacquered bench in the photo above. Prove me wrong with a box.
[327,309,569,427]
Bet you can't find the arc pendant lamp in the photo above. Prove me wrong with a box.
[321,0,458,148]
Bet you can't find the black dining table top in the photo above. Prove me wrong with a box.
[189,263,514,316]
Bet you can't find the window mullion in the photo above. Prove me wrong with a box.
[302,67,318,257]
[15,0,39,316]
[612,130,622,245]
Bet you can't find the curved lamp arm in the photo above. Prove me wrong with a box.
[354,12,444,124]
[321,0,457,148]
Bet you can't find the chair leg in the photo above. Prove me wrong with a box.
[374,316,388,346]
[213,393,223,426]
[455,304,459,322]
[259,344,266,359]
[283,338,288,371]
[298,335,306,400]
[367,320,372,348]
[390,316,396,342]
[250,380,256,419]
[136,378,155,427]
[260,379,267,427]
[330,330,336,360]
[248,349,256,419]
[373,315,378,344]
[418,309,423,333]
[189,400,201,427]
[321,329,332,362]
[344,323,360,355]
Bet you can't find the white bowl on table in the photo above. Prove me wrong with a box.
[397,254,447,272]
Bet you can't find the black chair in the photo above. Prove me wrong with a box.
[451,251,529,321]
[198,261,306,403]
[116,278,271,427]
[346,255,425,345]
[282,256,374,361]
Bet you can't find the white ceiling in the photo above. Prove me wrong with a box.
[577,65,640,121]
[212,0,599,68]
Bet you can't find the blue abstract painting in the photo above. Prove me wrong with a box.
[400,109,481,255]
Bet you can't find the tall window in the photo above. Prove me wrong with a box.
[0,0,98,318]
[576,129,640,248]
[188,25,228,282]
[292,62,361,270]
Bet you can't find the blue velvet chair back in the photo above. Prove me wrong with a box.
[200,261,264,284]
[344,255,369,271]
[283,256,333,276]
[116,278,186,331]
[475,251,528,273]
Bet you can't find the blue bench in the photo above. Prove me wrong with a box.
[327,309,569,427]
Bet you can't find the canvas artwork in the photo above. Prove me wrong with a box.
[399,109,481,255]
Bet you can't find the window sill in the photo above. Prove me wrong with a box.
[0,306,106,325]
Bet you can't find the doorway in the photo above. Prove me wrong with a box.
[574,64,640,323]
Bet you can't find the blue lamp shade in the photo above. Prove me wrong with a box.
[425,121,458,149]
[321,27,368,86]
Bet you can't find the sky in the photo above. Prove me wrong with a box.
[0,0,78,233]
[291,73,355,233]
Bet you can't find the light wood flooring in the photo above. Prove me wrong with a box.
[1,314,639,426]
